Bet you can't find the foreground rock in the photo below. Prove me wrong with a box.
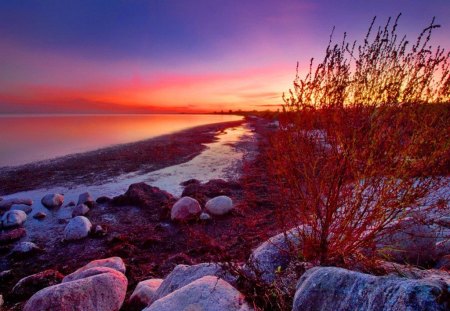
[11,205,33,214]
[378,218,437,265]
[129,279,163,310]
[0,198,33,210]
[205,195,234,215]
[1,210,27,228]
[63,216,92,241]
[112,183,174,220]
[41,193,64,209]
[78,192,94,208]
[145,276,252,311]
[11,269,64,300]
[170,196,201,221]
[63,257,126,282]
[155,263,237,300]
[24,267,127,311]
[72,204,90,217]
[293,267,450,311]
[246,227,304,284]
[181,179,241,206]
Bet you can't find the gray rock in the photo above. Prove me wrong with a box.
[72,204,90,217]
[41,193,64,209]
[155,263,237,300]
[129,278,163,309]
[199,212,212,220]
[293,267,449,311]
[63,257,126,283]
[63,216,92,241]
[1,210,27,228]
[145,276,252,311]
[12,242,42,255]
[205,195,234,215]
[170,197,201,221]
[78,192,94,208]
[378,218,437,265]
[0,198,33,210]
[24,267,127,311]
[246,226,304,284]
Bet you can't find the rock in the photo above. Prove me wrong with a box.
[145,276,252,311]
[0,269,13,281]
[65,201,76,207]
[63,216,92,241]
[0,227,26,244]
[246,227,304,284]
[78,192,94,208]
[293,267,449,311]
[11,269,64,300]
[11,242,42,256]
[0,198,33,210]
[1,210,27,228]
[41,193,64,209]
[24,267,127,311]
[378,218,437,265]
[33,212,47,220]
[436,240,450,257]
[11,205,33,214]
[170,197,201,221]
[155,263,237,300]
[435,216,450,228]
[205,195,234,215]
[181,179,241,206]
[72,204,90,217]
[199,212,211,220]
[96,196,112,204]
[92,225,107,237]
[435,255,450,270]
[112,183,174,220]
[0,294,3,307]
[129,279,163,309]
[180,179,201,187]
[63,257,126,282]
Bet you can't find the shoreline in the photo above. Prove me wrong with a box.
[0,119,244,196]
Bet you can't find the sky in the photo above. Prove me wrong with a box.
[1,0,449,114]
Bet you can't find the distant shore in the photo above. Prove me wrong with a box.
[0,119,244,196]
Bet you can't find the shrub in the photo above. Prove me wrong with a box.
[269,15,450,266]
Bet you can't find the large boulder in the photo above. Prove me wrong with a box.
[293,267,450,311]
[72,204,90,217]
[112,183,174,220]
[378,218,438,265]
[63,216,92,241]
[155,263,237,300]
[1,210,27,228]
[144,276,252,311]
[0,198,33,211]
[205,195,234,215]
[24,267,127,311]
[78,192,94,208]
[170,197,201,221]
[41,194,64,209]
[63,257,126,283]
[129,279,163,310]
[11,269,64,300]
[246,227,304,284]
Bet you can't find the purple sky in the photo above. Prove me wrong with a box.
[1,0,449,113]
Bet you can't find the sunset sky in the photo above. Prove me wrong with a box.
[1,0,449,114]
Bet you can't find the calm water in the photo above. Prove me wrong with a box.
[0,114,242,167]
